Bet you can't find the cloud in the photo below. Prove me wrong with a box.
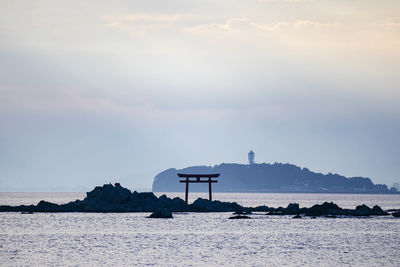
[257,0,310,2]
[102,13,194,33]
[294,20,339,30]
[104,14,186,24]
[186,18,290,33]
[186,17,337,34]
[372,17,400,31]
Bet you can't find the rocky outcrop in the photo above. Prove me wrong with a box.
[391,210,400,217]
[147,208,173,218]
[229,215,251,219]
[305,202,344,216]
[189,198,244,212]
[0,184,242,213]
[0,184,397,217]
[370,205,389,215]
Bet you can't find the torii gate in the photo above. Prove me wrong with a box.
[178,173,220,203]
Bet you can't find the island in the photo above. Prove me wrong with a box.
[152,163,397,193]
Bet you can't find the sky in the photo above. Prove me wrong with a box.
[0,0,399,191]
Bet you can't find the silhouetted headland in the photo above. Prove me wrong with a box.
[153,163,398,193]
[0,184,399,217]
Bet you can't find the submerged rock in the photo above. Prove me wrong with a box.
[249,205,270,212]
[229,215,251,219]
[147,208,173,218]
[292,214,302,219]
[266,211,285,215]
[392,211,400,217]
[233,210,252,215]
[324,215,337,218]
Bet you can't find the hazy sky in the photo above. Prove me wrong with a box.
[1,0,399,191]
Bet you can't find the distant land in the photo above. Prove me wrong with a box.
[152,163,398,194]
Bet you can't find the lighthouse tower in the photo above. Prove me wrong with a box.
[248,150,255,165]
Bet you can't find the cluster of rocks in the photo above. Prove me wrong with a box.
[0,184,399,219]
[262,202,390,217]
[0,184,241,214]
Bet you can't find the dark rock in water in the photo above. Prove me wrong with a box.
[392,211,400,217]
[157,195,189,212]
[325,215,337,218]
[85,184,135,212]
[371,205,389,216]
[292,214,302,219]
[351,204,388,216]
[147,208,173,218]
[353,204,372,216]
[266,211,285,215]
[0,183,188,213]
[37,201,58,211]
[233,210,252,215]
[229,215,251,219]
[0,184,398,217]
[285,203,300,215]
[250,205,270,212]
[305,202,343,216]
[87,184,132,204]
[386,209,399,212]
[189,198,244,212]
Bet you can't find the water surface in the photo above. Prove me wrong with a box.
[1,192,399,266]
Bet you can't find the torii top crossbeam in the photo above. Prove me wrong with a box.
[178,173,220,203]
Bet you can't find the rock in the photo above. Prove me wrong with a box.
[353,204,372,216]
[325,215,337,218]
[292,214,302,219]
[229,215,251,219]
[250,205,271,212]
[84,184,133,212]
[285,203,300,215]
[305,202,343,216]
[371,205,389,216]
[386,209,399,212]
[266,211,285,215]
[233,210,252,215]
[147,208,173,218]
[0,184,397,217]
[157,195,190,212]
[189,198,244,212]
[392,211,400,217]
[36,201,63,212]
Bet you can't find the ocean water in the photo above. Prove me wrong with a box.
[1,192,400,266]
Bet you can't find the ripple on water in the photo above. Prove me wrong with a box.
[0,212,400,266]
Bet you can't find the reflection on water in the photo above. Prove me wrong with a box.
[1,212,399,266]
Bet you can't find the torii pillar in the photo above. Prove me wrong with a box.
[177,173,220,203]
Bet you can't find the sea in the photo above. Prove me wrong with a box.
[1,192,399,266]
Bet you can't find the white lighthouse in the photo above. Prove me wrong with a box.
[248,150,255,165]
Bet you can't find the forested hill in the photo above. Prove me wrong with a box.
[152,163,394,193]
